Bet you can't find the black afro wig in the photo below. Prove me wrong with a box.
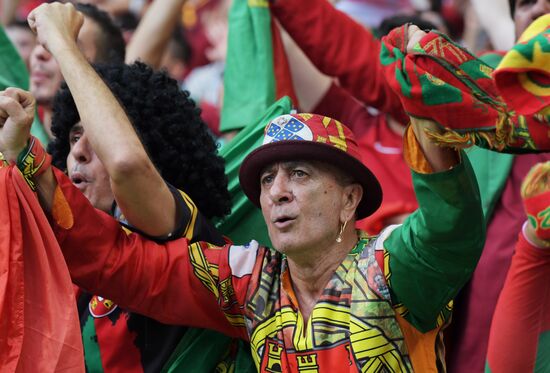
[49,62,231,219]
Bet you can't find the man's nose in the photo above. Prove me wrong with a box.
[269,173,293,204]
[31,44,52,62]
[70,134,91,163]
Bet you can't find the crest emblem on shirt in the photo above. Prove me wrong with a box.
[89,295,118,318]
[263,115,314,144]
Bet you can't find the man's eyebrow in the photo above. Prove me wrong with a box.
[69,124,84,134]
[260,164,277,175]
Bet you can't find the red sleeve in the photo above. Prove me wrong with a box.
[271,0,407,123]
[50,168,250,340]
[486,229,550,372]
[312,83,374,139]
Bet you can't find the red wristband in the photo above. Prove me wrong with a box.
[16,136,52,191]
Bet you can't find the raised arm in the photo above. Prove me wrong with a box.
[487,162,550,372]
[383,121,484,332]
[271,0,407,123]
[125,0,186,66]
[373,26,485,332]
[0,90,244,336]
[48,164,247,339]
[27,3,178,237]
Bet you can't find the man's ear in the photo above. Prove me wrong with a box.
[341,183,363,222]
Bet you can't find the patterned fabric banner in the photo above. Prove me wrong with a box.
[380,24,550,153]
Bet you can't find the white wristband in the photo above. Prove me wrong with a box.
[522,220,550,249]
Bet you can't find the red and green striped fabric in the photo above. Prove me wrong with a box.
[380,24,550,153]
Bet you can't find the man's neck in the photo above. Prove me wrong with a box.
[286,230,358,322]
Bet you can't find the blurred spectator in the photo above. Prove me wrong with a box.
[29,3,125,142]
[377,13,449,36]
[160,27,192,82]
[470,0,515,51]
[113,11,140,43]
[182,0,228,106]
[75,0,150,17]
[5,19,36,70]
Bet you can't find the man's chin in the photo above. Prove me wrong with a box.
[34,94,54,107]
[271,239,300,255]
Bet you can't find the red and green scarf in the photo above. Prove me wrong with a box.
[380,21,550,153]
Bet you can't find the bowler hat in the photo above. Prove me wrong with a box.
[239,113,382,219]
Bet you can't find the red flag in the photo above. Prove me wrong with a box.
[0,166,83,372]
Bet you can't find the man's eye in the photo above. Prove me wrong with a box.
[70,135,81,145]
[261,174,274,185]
[292,170,307,178]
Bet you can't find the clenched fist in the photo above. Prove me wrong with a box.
[27,2,84,57]
[0,88,36,162]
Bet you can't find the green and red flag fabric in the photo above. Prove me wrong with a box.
[220,0,297,132]
[493,14,550,117]
[0,165,84,372]
[380,23,550,153]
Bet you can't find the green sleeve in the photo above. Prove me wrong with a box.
[383,153,486,332]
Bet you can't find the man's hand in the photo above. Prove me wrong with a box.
[27,2,84,57]
[0,88,35,162]
[406,25,427,54]
[522,162,550,247]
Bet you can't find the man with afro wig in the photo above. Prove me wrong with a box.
[23,3,252,372]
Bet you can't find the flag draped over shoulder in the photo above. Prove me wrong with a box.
[0,166,84,372]
[220,0,297,132]
[380,24,550,153]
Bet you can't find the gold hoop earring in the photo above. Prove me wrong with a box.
[336,220,348,243]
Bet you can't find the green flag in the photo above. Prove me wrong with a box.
[0,25,29,90]
[221,0,275,132]
[221,0,295,132]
